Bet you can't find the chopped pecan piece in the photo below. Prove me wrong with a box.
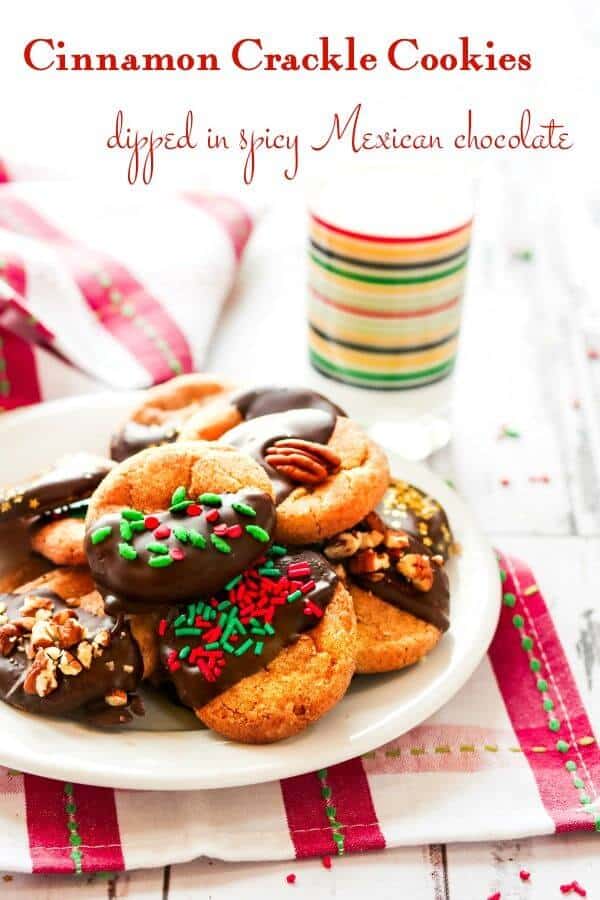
[56,618,85,649]
[384,530,411,552]
[0,623,22,656]
[58,651,83,676]
[348,548,390,575]
[324,532,361,559]
[30,619,59,650]
[23,649,58,697]
[76,641,93,669]
[19,595,54,617]
[396,553,434,592]
[105,690,127,707]
[357,530,385,550]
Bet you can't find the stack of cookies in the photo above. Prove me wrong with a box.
[0,376,454,743]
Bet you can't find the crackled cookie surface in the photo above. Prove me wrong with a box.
[110,374,233,461]
[0,568,143,724]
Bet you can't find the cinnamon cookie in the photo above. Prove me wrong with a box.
[220,411,389,544]
[0,568,144,725]
[323,511,449,673]
[110,373,233,461]
[158,548,356,743]
[30,513,87,567]
[85,442,276,614]
[179,385,345,443]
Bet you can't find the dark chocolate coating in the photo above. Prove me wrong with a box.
[354,535,450,632]
[160,549,338,710]
[231,386,346,421]
[0,589,143,724]
[0,455,112,523]
[379,480,454,559]
[110,421,179,463]
[85,489,276,614]
[222,409,338,504]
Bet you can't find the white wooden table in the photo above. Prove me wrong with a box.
[7,165,600,897]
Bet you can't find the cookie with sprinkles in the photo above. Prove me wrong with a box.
[323,511,449,673]
[379,480,454,559]
[110,373,233,462]
[85,442,276,614]
[157,547,356,743]
[0,568,146,726]
[0,453,113,524]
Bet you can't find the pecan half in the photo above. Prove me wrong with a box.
[396,553,434,592]
[264,438,341,485]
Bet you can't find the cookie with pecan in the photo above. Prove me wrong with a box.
[110,373,234,462]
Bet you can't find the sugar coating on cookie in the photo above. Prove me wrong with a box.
[111,373,233,461]
[0,568,144,725]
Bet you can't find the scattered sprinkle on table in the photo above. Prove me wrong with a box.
[519,869,530,881]
[500,478,511,487]
[513,248,534,262]
[321,855,332,869]
[499,424,520,439]
[487,892,501,900]
[286,873,296,885]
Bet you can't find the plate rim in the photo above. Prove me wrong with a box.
[0,391,500,790]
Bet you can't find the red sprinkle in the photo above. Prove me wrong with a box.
[560,886,574,895]
[500,478,510,487]
[519,870,530,881]
[287,562,311,578]
[170,547,185,561]
[300,579,316,594]
[206,509,220,523]
[144,516,159,529]
[487,893,501,900]
[157,619,167,637]
[154,525,171,540]
[286,874,296,885]
[187,503,201,517]
[529,474,551,484]
[212,523,229,536]
[321,856,332,870]
[573,883,587,897]
[227,524,243,538]
[587,348,599,360]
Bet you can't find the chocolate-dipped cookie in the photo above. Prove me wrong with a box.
[110,374,232,461]
[323,511,449,673]
[379,480,454,559]
[158,547,356,743]
[85,443,276,614]
[0,568,144,725]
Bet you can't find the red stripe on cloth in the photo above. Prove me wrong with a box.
[0,159,10,184]
[490,553,600,833]
[310,287,460,320]
[23,776,76,873]
[72,783,125,873]
[310,212,472,245]
[185,192,253,260]
[281,758,385,858]
[0,194,193,384]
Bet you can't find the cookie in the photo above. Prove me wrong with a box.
[110,373,233,461]
[85,442,276,614]
[379,480,454,558]
[0,568,144,725]
[179,385,346,443]
[323,511,449,673]
[0,454,113,523]
[221,412,389,544]
[31,517,87,567]
[158,548,356,743]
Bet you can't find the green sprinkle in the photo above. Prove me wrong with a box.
[121,508,144,521]
[565,760,577,772]
[118,542,137,560]
[189,529,207,549]
[187,603,196,625]
[556,740,569,753]
[530,658,541,672]
[210,534,231,554]
[503,592,516,607]
[514,248,534,262]
[264,623,275,636]
[174,527,189,543]
[174,627,202,636]
[225,575,242,590]
[254,641,264,655]
[119,521,133,541]
[287,590,303,603]
[147,542,169,555]
[204,608,216,621]
[218,599,232,611]
[245,524,270,543]
[171,486,187,506]
[170,501,191,514]
[537,678,548,692]
[231,501,255,517]
[233,620,247,635]
[269,544,287,556]
[196,602,205,618]
[512,613,524,628]
[548,717,561,732]
[502,426,521,438]
[221,641,235,653]
[199,492,222,507]
[91,526,112,545]
[234,638,253,656]
[521,636,533,651]
[205,641,220,650]
[148,555,173,568]
[178,645,191,660]
[173,614,186,628]
[543,698,554,711]
[251,627,266,636]
[130,520,146,532]
[259,566,281,577]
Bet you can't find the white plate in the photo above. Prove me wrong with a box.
[0,393,499,790]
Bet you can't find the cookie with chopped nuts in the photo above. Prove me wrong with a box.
[0,568,145,725]
[379,480,455,559]
[323,513,450,673]
[110,373,234,462]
